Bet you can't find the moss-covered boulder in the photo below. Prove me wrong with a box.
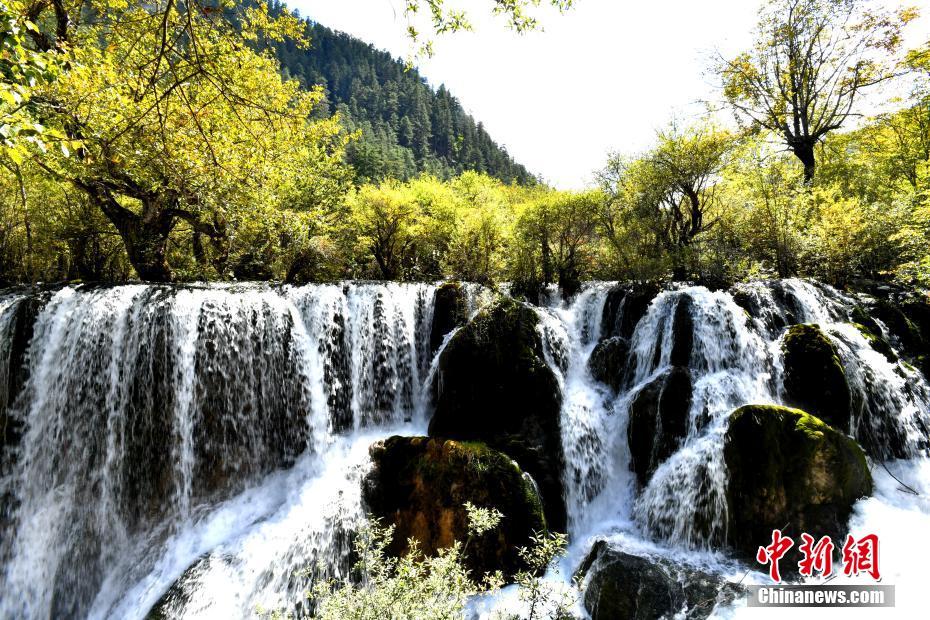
[588,336,630,391]
[724,405,872,560]
[579,541,742,620]
[429,298,565,530]
[429,282,469,354]
[362,436,546,578]
[628,367,692,485]
[782,324,851,431]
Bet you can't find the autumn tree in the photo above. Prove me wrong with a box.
[600,125,732,280]
[12,1,348,281]
[719,0,917,182]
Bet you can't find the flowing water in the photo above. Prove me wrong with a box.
[1,279,929,618]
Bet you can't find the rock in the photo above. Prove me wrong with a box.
[850,306,897,362]
[628,367,692,486]
[588,336,629,391]
[580,541,742,620]
[429,298,566,530]
[1,294,45,451]
[781,324,851,431]
[362,436,546,579]
[724,405,872,560]
[600,283,660,341]
[872,294,930,379]
[670,294,694,367]
[429,282,469,354]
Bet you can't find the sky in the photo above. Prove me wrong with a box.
[290,1,930,189]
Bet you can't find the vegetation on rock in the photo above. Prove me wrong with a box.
[723,404,872,561]
[362,436,546,579]
[429,298,566,530]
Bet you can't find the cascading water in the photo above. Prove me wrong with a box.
[0,282,456,619]
[3,277,930,619]
[536,279,930,617]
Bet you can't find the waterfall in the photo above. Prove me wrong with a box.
[2,278,930,619]
[0,282,441,619]
[539,279,930,583]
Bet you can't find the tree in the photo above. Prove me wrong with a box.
[600,124,732,280]
[17,1,348,281]
[719,0,917,182]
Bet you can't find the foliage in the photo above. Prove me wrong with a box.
[402,0,577,57]
[306,504,572,620]
[719,0,917,181]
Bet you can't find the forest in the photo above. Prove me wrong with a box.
[0,0,928,296]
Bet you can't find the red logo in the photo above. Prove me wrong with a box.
[756,529,794,583]
[841,533,881,581]
[756,531,882,583]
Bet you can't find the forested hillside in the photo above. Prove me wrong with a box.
[267,2,535,184]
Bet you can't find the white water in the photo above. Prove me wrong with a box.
[2,278,930,619]
[0,282,467,619]
[535,279,930,619]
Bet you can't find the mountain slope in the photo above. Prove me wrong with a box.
[267,3,535,184]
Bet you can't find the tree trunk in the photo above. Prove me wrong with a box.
[78,182,174,282]
[114,211,173,282]
[792,142,817,183]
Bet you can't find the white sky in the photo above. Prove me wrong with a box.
[289,1,930,189]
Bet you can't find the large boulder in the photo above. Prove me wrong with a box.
[579,541,742,620]
[627,367,692,486]
[588,336,629,391]
[781,324,851,431]
[362,436,546,578]
[429,282,470,354]
[429,298,566,530]
[724,405,872,560]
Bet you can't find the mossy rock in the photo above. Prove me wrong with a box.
[850,318,897,363]
[781,324,851,431]
[429,298,565,530]
[724,405,872,561]
[579,541,742,620]
[429,282,469,354]
[362,436,546,579]
[627,367,692,486]
[588,336,630,391]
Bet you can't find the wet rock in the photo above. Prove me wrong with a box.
[429,282,469,354]
[579,541,743,620]
[429,298,566,530]
[871,294,930,379]
[362,436,546,579]
[1,294,45,451]
[588,336,630,391]
[782,324,852,431]
[850,306,896,363]
[670,294,694,367]
[724,405,872,560]
[628,367,692,486]
[600,283,661,341]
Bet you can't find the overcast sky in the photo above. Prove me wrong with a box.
[290,1,929,189]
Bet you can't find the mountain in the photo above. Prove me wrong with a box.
[266,2,536,185]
